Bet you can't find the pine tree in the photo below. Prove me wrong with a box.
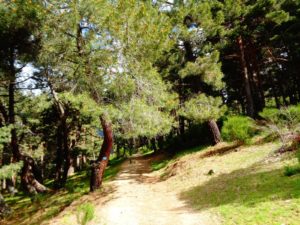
[0,0,47,193]
[156,1,226,144]
[38,0,175,191]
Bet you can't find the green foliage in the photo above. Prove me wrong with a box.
[0,162,23,180]
[151,160,170,171]
[260,105,300,127]
[0,125,11,149]
[259,107,282,124]
[76,202,95,225]
[260,105,300,146]
[107,97,175,139]
[284,165,300,177]
[179,50,224,90]
[180,94,226,123]
[0,0,44,69]
[3,161,122,224]
[221,116,256,144]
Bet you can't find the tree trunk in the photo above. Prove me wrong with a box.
[21,156,48,194]
[151,138,157,153]
[54,123,64,188]
[237,36,255,118]
[116,144,120,159]
[8,81,21,161]
[61,119,70,187]
[208,119,221,145]
[90,116,113,192]
[246,39,265,112]
[54,118,71,188]
[8,79,47,193]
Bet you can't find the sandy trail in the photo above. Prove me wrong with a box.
[48,155,216,225]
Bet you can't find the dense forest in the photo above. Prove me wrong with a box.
[0,0,300,224]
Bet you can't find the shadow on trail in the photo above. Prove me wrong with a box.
[179,164,300,211]
[113,154,163,184]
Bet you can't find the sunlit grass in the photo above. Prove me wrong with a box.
[157,141,300,225]
[151,145,208,171]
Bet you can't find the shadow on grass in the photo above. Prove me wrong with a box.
[179,165,300,211]
[150,145,209,172]
[2,160,123,225]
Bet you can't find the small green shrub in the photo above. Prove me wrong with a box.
[151,160,169,171]
[260,105,300,129]
[221,116,256,144]
[259,108,281,124]
[284,165,300,177]
[260,105,300,147]
[76,202,95,225]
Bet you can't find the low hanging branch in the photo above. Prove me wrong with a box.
[90,115,113,192]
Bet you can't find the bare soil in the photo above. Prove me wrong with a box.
[46,154,218,225]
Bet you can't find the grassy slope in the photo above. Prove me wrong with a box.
[1,158,124,225]
[154,141,300,225]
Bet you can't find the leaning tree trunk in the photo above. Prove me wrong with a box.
[90,116,113,192]
[208,119,222,145]
[21,156,48,194]
[8,79,47,194]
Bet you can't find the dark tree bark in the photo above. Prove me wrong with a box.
[157,136,165,150]
[151,138,157,153]
[116,144,121,159]
[208,119,222,145]
[21,156,48,194]
[90,116,113,192]
[237,36,255,118]
[246,39,265,112]
[8,77,47,194]
[54,118,70,188]
[8,81,21,161]
[48,80,72,188]
[54,123,64,188]
[61,119,71,187]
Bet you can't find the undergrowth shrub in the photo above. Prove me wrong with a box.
[76,202,95,225]
[260,105,300,148]
[221,116,256,144]
[261,106,300,176]
[284,143,300,176]
[284,165,300,176]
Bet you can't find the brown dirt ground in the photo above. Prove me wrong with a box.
[45,154,219,225]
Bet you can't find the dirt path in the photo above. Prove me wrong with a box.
[48,155,217,225]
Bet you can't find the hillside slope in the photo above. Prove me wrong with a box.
[158,142,300,225]
[44,141,300,225]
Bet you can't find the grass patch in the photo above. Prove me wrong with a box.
[284,165,300,176]
[76,202,95,225]
[1,159,123,225]
[176,143,300,225]
[173,145,208,158]
[151,145,208,172]
[151,160,170,171]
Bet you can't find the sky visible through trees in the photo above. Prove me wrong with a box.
[0,0,300,223]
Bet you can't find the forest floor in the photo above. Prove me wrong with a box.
[46,153,218,225]
[46,140,300,225]
[4,139,300,225]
